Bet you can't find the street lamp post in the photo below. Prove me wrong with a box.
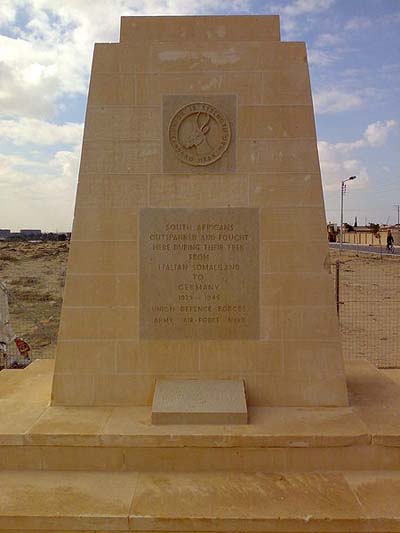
[340,176,357,253]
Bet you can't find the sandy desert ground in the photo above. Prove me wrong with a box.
[0,241,399,367]
[330,248,400,368]
[0,241,68,359]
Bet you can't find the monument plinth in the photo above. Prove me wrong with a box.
[52,14,348,408]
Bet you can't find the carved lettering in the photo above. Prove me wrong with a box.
[139,208,260,339]
[168,102,231,167]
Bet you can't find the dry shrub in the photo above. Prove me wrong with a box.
[10,277,40,287]
[12,290,54,302]
[0,254,18,262]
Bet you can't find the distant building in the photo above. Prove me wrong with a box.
[1,229,70,241]
[338,225,400,246]
[19,229,42,237]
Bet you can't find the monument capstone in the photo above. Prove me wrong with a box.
[52,14,348,410]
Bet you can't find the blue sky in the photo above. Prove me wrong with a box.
[0,0,399,231]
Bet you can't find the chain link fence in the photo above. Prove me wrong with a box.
[335,253,400,368]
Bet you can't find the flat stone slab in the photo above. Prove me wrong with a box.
[1,470,400,531]
[152,379,248,425]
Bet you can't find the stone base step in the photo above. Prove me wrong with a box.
[0,470,399,532]
[2,359,400,473]
[2,442,400,473]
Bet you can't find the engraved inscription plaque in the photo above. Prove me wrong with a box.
[139,208,259,340]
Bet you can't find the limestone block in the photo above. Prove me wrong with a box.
[28,405,112,442]
[51,375,95,405]
[122,445,400,472]
[261,241,330,273]
[0,446,42,470]
[75,174,148,209]
[91,43,142,74]
[149,174,249,208]
[238,139,320,173]
[260,206,327,241]
[129,471,361,528]
[150,41,306,73]
[120,15,281,43]
[115,340,199,374]
[2,470,400,530]
[280,305,340,340]
[58,307,138,340]
[94,374,155,405]
[345,471,400,518]
[260,272,336,306]
[244,374,348,406]
[198,340,283,374]
[136,72,263,106]
[67,241,137,274]
[262,66,312,105]
[123,446,288,472]
[259,304,282,340]
[239,105,316,139]
[54,340,116,374]
[72,207,138,241]
[84,106,160,141]
[282,340,344,376]
[40,446,124,471]
[80,140,161,174]
[91,43,122,73]
[249,173,323,207]
[258,304,341,342]
[88,73,135,106]
[63,274,138,307]
[0,471,138,531]
[152,379,248,424]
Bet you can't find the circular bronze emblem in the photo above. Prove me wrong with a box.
[168,102,231,166]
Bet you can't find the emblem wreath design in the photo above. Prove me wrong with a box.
[168,102,231,166]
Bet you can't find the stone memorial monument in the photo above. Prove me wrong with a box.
[1,16,400,533]
[51,14,348,413]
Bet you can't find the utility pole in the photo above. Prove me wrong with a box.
[340,176,357,253]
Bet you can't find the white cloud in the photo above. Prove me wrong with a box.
[314,88,364,114]
[279,0,335,17]
[318,140,369,192]
[314,32,341,47]
[280,16,297,36]
[0,33,88,118]
[0,118,83,146]
[0,147,80,231]
[318,120,398,191]
[308,48,339,66]
[364,120,397,147]
[331,120,398,153]
[345,16,372,31]
[0,0,18,26]
[270,0,335,36]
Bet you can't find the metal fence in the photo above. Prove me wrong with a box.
[335,254,400,368]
